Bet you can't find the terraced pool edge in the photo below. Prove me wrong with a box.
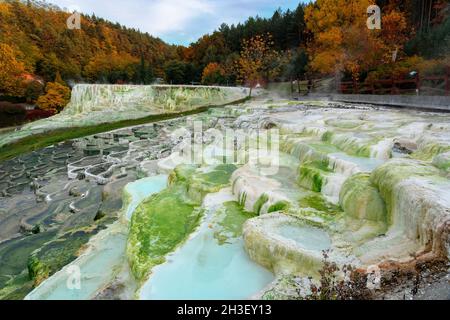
[0,96,251,162]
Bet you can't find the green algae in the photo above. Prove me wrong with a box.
[322,131,372,158]
[432,152,450,172]
[298,165,329,192]
[299,194,341,215]
[239,191,248,207]
[27,257,48,288]
[339,173,387,223]
[321,131,334,143]
[27,228,102,287]
[325,119,364,129]
[213,202,256,245]
[0,231,57,300]
[282,140,334,164]
[338,140,372,158]
[0,271,34,300]
[168,165,198,184]
[185,164,237,203]
[307,143,340,154]
[127,184,202,282]
[253,194,269,215]
[197,164,237,185]
[290,193,343,227]
[243,214,328,276]
[268,201,290,213]
[128,164,238,282]
[412,143,450,161]
[370,159,441,225]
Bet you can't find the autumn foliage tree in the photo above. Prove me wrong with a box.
[305,0,409,81]
[0,43,26,97]
[37,82,71,113]
[236,34,283,95]
[0,0,308,88]
[201,63,226,85]
[84,52,139,83]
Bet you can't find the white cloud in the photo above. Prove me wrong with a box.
[46,0,303,45]
[48,0,215,38]
[143,0,214,34]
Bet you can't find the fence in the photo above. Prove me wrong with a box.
[285,68,450,97]
[338,69,450,96]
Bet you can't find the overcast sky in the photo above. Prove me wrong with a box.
[47,0,305,45]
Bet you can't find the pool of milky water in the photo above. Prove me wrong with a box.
[139,198,274,300]
[25,225,127,300]
[276,224,332,251]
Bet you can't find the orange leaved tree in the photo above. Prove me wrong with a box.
[0,43,27,97]
[201,63,226,85]
[305,0,409,81]
[235,34,282,96]
[37,82,71,113]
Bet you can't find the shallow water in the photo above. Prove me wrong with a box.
[329,152,384,172]
[139,201,274,300]
[276,224,332,251]
[25,224,127,300]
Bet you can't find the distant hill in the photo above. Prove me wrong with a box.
[0,0,177,84]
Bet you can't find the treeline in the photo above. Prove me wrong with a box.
[167,0,449,86]
[0,0,449,101]
[167,4,308,85]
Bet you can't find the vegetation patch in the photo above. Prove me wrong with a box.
[213,202,255,245]
[339,173,387,223]
[253,194,269,215]
[412,143,450,161]
[0,231,57,300]
[371,159,442,219]
[267,201,290,213]
[298,165,328,192]
[128,164,237,282]
[127,184,202,282]
[27,228,101,287]
[299,194,340,216]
